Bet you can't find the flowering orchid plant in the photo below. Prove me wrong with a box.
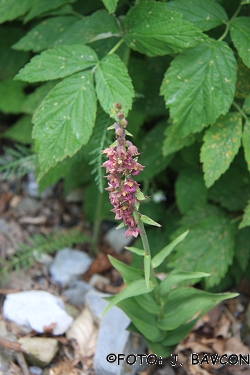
[101,104,238,358]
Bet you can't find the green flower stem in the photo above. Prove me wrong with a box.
[138,219,161,305]
[218,4,241,41]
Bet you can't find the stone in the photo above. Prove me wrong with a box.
[29,366,43,375]
[65,188,84,203]
[49,248,93,287]
[23,171,53,199]
[85,290,132,375]
[62,280,93,307]
[16,197,39,214]
[3,291,73,335]
[89,273,110,289]
[104,227,133,253]
[0,352,10,374]
[18,337,59,367]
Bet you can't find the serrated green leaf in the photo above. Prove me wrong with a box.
[125,246,145,256]
[166,0,228,31]
[23,0,70,23]
[54,10,121,46]
[162,124,196,157]
[169,214,235,288]
[101,0,119,13]
[95,54,134,116]
[0,0,32,24]
[137,121,172,181]
[102,279,154,316]
[32,71,96,179]
[140,215,161,227]
[160,39,236,137]
[243,95,250,115]
[175,168,207,214]
[235,227,250,271]
[23,82,57,115]
[239,200,250,229]
[152,230,189,269]
[124,2,206,57]
[13,16,78,53]
[158,287,238,330]
[208,166,250,212]
[200,113,242,188]
[243,120,250,172]
[0,80,26,114]
[15,45,98,83]
[230,17,250,69]
[159,270,209,296]
[3,116,33,144]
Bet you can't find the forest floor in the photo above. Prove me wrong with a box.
[0,176,250,375]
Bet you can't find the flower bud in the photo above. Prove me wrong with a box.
[117,112,124,120]
[115,127,125,138]
[121,119,128,128]
[114,102,122,110]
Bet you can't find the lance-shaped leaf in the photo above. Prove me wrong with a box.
[125,246,144,256]
[230,17,250,69]
[102,279,154,316]
[166,0,228,31]
[108,255,143,284]
[160,39,236,137]
[243,119,250,172]
[152,230,189,268]
[102,0,119,13]
[159,270,210,296]
[0,0,32,24]
[239,200,250,229]
[200,113,242,188]
[13,16,78,53]
[32,71,96,179]
[95,54,134,116]
[140,215,161,227]
[124,2,205,57]
[15,45,98,82]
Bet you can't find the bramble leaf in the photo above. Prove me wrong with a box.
[0,0,32,24]
[166,0,228,31]
[169,213,235,288]
[23,0,70,23]
[22,82,57,115]
[230,17,250,69]
[160,39,236,137]
[54,10,121,46]
[32,71,96,179]
[15,45,98,82]
[0,80,26,114]
[162,124,196,157]
[175,168,207,214]
[3,116,33,144]
[124,2,205,57]
[101,0,119,13]
[13,16,78,52]
[243,119,250,172]
[200,113,242,188]
[239,200,250,229]
[95,54,134,116]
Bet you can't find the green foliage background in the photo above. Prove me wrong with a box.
[1,0,250,291]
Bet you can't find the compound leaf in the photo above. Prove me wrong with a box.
[162,124,196,157]
[0,0,32,24]
[124,2,205,57]
[95,54,134,116]
[160,39,236,137]
[200,112,242,188]
[33,71,96,179]
[23,0,70,23]
[166,0,228,31]
[15,45,98,82]
[243,119,250,171]
[230,17,250,69]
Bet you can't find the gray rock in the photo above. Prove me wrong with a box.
[89,273,110,288]
[3,291,73,335]
[86,290,132,375]
[16,197,39,214]
[23,171,53,199]
[18,337,59,367]
[105,227,133,253]
[0,352,10,374]
[62,280,93,307]
[49,248,93,287]
[65,187,84,203]
[29,366,43,375]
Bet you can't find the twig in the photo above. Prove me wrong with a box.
[0,337,28,353]
[15,352,30,375]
